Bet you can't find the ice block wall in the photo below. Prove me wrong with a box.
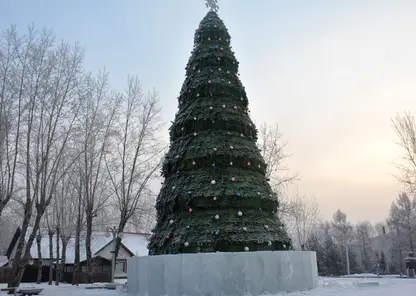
[127,251,318,296]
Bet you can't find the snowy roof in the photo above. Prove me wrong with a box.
[0,256,8,267]
[28,232,149,264]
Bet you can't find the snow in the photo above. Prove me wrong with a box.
[1,277,415,295]
[0,256,8,267]
[342,273,382,278]
[118,233,149,258]
[25,232,149,263]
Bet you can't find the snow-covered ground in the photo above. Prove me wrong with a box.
[0,277,414,295]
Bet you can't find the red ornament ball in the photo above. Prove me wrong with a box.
[188,208,193,213]
[165,236,170,240]
[213,196,217,201]
[247,162,251,166]
[220,47,224,51]
[212,147,217,152]
[231,177,236,182]
[192,161,196,166]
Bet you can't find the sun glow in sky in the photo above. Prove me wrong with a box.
[2,0,416,223]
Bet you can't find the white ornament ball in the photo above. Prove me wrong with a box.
[184,242,189,247]
[283,244,287,248]
[238,211,243,216]
[244,246,249,251]
[234,106,237,110]
[172,186,176,190]
[243,227,247,231]
[229,145,234,149]
[240,133,244,137]
[211,180,216,185]
[169,219,174,224]
[193,117,197,120]
[193,132,197,136]
[264,225,269,229]
[230,162,233,166]
[214,214,219,220]
[209,106,213,110]
[197,93,200,97]
[222,104,226,108]
[257,192,261,195]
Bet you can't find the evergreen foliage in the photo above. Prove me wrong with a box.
[148,11,291,255]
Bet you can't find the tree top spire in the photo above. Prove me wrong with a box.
[205,0,219,12]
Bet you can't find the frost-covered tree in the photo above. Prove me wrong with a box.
[354,221,375,272]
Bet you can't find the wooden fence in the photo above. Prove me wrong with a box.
[0,265,110,284]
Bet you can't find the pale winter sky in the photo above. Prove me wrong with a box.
[2,0,416,223]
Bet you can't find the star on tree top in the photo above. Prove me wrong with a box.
[205,0,219,12]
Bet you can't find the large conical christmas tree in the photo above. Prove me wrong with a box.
[148,6,291,255]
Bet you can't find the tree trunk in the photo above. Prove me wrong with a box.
[72,186,82,286]
[72,226,81,285]
[112,220,128,279]
[55,226,60,286]
[48,231,54,285]
[7,202,33,288]
[9,209,44,288]
[114,222,127,262]
[60,240,68,285]
[85,210,93,283]
[36,233,42,284]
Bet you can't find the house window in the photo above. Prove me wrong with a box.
[115,261,126,274]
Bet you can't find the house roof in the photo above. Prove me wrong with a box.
[7,230,149,264]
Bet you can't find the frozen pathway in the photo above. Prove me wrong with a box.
[0,277,413,295]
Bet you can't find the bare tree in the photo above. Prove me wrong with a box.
[258,123,298,189]
[386,192,416,273]
[287,191,320,250]
[69,165,84,285]
[392,112,416,193]
[0,26,23,219]
[53,169,77,284]
[354,221,375,272]
[332,209,353,275]
[257,123,299,217]
[44,207,57,285]
[7,26,84,288]
[76,71,119,281]
[387,207,405,273]
[105,77,164,278]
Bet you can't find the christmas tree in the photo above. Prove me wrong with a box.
[148,4,291,255]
